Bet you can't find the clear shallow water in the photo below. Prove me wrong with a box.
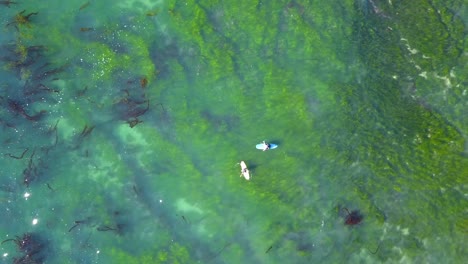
[0,0,466,263]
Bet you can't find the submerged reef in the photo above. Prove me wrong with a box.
[329,0,467,262]
[0,0,466,263]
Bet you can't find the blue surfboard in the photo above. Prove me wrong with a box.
[256,143,278,150]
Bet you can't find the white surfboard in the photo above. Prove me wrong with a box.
[240,161,250,180]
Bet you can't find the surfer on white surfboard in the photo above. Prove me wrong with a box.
[240,161,250,180]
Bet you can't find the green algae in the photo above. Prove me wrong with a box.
[325,1,468,262]
[389,0,464,75]
[106,241,191,264]
[1,0,466,263]
[77,33,155,83]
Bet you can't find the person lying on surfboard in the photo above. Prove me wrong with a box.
[261,141,270,151]
[240,161,250,180]
[255,141,278,151]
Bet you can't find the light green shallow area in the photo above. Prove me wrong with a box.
[0,0,466,263]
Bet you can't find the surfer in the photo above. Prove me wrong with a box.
[262,141,270,151]
[240,161,250,180]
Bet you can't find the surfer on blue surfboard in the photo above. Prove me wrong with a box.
[256,141,278,151]
[261,141,270,151]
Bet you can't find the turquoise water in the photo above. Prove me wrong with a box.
[0,0,466,263]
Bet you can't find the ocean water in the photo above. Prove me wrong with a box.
[0,0,466,263]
